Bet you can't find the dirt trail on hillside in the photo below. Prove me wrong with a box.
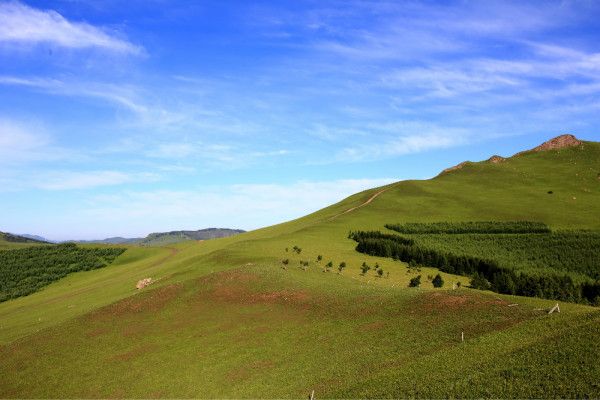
[329,184,397,221]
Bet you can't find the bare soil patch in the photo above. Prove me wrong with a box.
[359,321,386,332]
[413,291,509,314]
[88,283,184,321]
[226,359,275,381]
[109,343,157,362]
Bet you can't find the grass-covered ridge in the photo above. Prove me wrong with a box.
[0,138,599,397]
[0,243,125,302]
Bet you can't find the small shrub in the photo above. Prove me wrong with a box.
[409,275,422,287]
[338,261,346,273]
[377,268,384,278]
[361,262,371,275]
[432,274,444,288]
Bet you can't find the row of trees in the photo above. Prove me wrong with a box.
[0,243,125,302]
[406,231,600,280]
[385,221,551,234]
[408,274,444,288]
[283,246,387,277]
[350,231,600,304]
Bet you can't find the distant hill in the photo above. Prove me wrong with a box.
[18,234,52,243]
[76,237,142,245]
[75,228,245,246]
[0,232,48,244]
[139,228,246,246]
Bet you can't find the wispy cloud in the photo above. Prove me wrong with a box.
[75,178,397,238]
[338,128,468,162]
[0,1,142,54]
[34,170,159,190]
[0,117,69,164]
[0,75,188,130]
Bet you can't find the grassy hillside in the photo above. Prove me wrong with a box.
[0,232,47,250]
[0,243,126,302]
[1,139,599,397]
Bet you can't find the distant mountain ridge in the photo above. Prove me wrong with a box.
[18,234,51,243]
[140,228,246,245]
[76,237,142,244]
[0,232,48,244]
[75,228,245,246]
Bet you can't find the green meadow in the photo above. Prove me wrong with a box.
[0,141,599,397]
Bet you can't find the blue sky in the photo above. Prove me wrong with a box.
[1,0,599,240]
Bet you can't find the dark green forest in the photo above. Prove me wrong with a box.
[350,223,600,304]
[408,231,600,280]
[385,221,551,234]
[0,243,125,302]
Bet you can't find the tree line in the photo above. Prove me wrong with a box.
[406,231,600,280]
[385,221,551,234]
[0,243,126,302]
[349,230,600,305]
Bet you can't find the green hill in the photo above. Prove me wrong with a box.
[75,228,245,245]
[1,135,599,398]
[139,228,246,246]
[0,232,48,250]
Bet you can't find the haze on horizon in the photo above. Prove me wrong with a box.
[1,0,599,241]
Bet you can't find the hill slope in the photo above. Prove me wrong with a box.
[0,232,48,250]
[1,136,599,398]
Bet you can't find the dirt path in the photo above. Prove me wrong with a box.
[328,183,397,221]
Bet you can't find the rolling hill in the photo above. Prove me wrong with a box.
[74,228,245,245]
[0,232,48,250]
[139,228,246,245]
[0,135,599,398]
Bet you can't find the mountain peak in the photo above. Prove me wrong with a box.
[530,134,582,152]
[512,134,583,158]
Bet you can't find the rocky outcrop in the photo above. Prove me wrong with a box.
[440,161,470,175]
[515,134,582,157]
[487,155,505,164]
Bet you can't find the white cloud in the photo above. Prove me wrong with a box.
[0,118,47,150]
[75,178,397,238]
[338,125,469,162]
[34,170,159,190]
[0,117,68,164]
[0,1,142,54]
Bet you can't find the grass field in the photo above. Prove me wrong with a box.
[0,141,599,397]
